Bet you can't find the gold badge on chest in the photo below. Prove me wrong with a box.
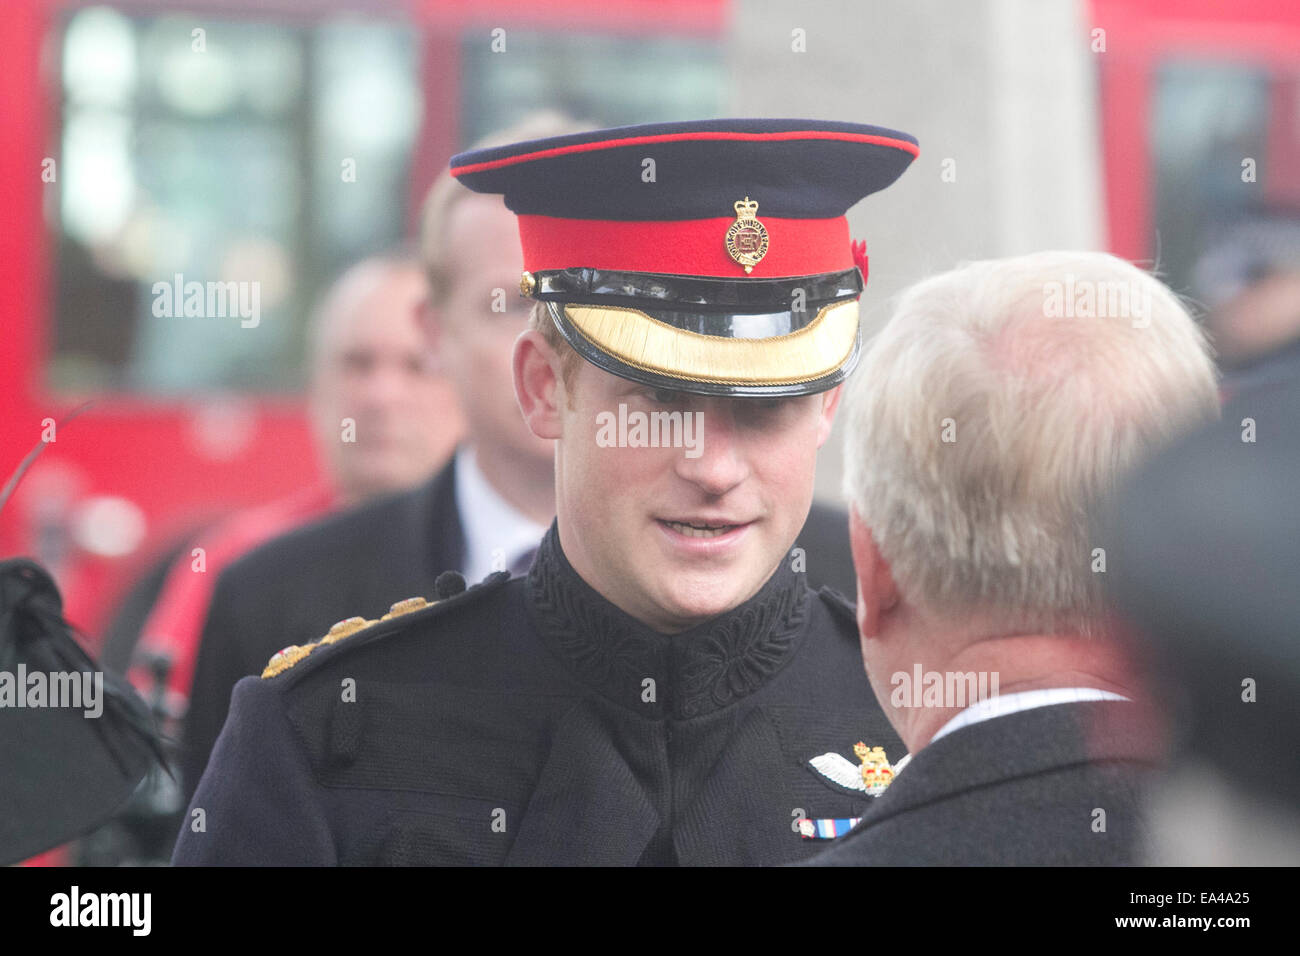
[809,741,896,796]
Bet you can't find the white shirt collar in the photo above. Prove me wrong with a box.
[928,687,1132,746]
[454,446,548,583]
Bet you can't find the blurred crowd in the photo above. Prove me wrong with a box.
[4,106,1298,869]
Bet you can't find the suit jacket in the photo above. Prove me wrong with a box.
[173,524,899,866]
[805,701,1161,866]
[797,499,857,599]
[181,454,857,802]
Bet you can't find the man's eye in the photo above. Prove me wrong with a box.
[735,397,793,423]
[648,388,681,404]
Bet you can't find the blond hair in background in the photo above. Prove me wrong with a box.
[420,111,591,309]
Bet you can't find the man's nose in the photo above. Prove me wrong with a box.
[356,360,411,407]
[673,403,750,496]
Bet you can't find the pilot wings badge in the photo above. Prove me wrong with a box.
[809,741,896,796]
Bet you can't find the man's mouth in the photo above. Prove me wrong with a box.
[660,519,744,539]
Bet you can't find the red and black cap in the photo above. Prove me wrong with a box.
[451,118,918,396]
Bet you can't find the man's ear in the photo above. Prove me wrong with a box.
[514,330,564,439]
[849,505,899,639]
[815,384,844,447]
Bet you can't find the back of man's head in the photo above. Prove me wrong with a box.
[843,250,1219,638]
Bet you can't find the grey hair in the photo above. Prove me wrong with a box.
[842,250,1220,636]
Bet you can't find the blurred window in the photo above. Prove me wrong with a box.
[459,31,724,147]
[49,7,421,395]
[48,10,724,396]
[1151,62,1300,301]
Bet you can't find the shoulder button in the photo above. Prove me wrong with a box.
[434,571,467,598]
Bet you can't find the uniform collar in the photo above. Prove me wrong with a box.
[524,523,809,719]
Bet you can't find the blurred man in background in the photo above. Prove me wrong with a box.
[1194,209,1300,396]
[811,251,1219,866]
[307,254,464,506]
[82,252,460,864]
[128,252,459,696]
[175,115,573,805]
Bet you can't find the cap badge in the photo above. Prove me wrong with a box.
[809,741,895,796]
[724,196,769,274]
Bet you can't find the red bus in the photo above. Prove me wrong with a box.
[0,0,728,638]
[2,0,1296,643]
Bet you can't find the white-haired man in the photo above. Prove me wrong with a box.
[809,251,1220,866]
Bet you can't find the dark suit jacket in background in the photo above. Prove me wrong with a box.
[797,500,857,598]
[806,701,1161,866]
[181,454,857,802]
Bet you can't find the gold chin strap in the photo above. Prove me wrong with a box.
[560,299,859,387]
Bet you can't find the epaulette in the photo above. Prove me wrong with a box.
[260,570,510,680]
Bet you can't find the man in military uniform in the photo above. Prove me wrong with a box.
[177,116,865,807]
[173,118,918,866]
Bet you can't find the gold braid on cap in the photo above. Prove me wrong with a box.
[561,299,858,386]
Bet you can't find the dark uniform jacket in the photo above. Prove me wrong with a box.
[805,700,1161,866]
[181,456,859,803]
[179,462,464,802]
[172,524,897,866]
